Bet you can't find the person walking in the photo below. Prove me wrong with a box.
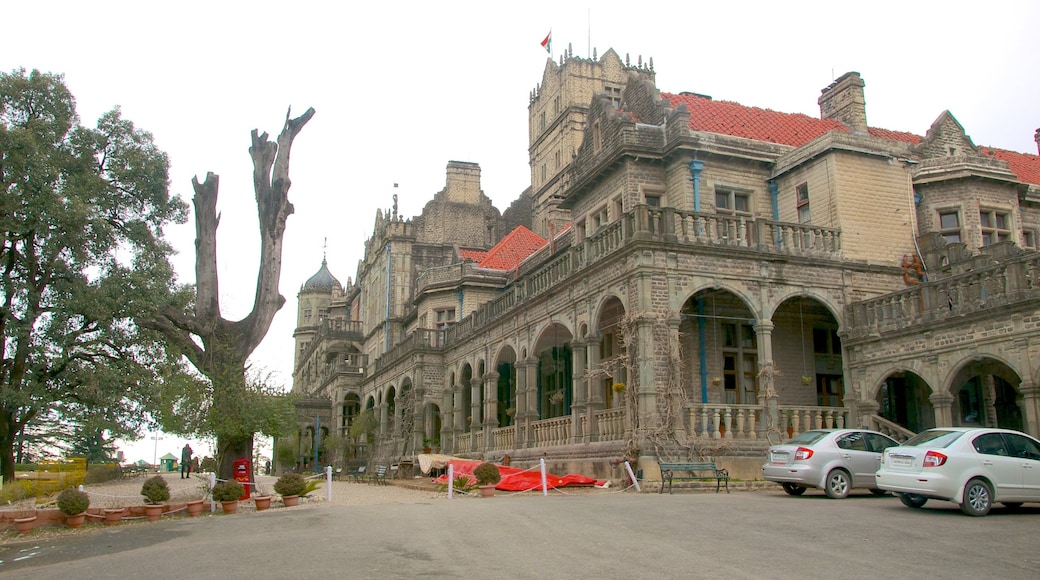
[181,444,193,479]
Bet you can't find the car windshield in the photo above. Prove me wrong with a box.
[902,430,964,448]
[784,431,827,445]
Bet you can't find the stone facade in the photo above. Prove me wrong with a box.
[284,48,1040,482]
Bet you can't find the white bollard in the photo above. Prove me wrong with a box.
[326,465,332,502]
[447,464,454,499]
[540,458,548,496]
[209,472,217,512]
[624,460,641,492]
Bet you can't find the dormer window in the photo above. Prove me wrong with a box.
[605,86,621,109]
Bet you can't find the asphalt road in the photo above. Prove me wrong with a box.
[2,488,1037,579]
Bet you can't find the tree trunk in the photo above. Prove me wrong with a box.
[138,108,314,482]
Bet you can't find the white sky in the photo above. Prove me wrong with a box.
[4,1,1038,461]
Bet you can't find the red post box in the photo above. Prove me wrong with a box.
[233,458,251,500]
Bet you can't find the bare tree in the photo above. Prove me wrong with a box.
[139,107,314,479]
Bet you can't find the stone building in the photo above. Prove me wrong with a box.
[285,47,1040,481]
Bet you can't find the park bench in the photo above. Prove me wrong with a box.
[367,465,389,485]
[658,461,729,494]
[347,465,366,482]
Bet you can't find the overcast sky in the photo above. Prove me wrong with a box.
[4,1,1038,461]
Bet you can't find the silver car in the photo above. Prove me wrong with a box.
[875,427,1040,516]
[762,429,900,498]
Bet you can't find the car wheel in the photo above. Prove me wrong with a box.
[1002,502,1023,511]
[824,469,851,499]
[960,478,992,517]
[899,493,927,508]
[782,483,806,496]
[868,488,888,496]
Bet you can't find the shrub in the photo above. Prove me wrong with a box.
[273,472,306,497]
[473,462,501,486]
[436,475,477,493]
[141,475,171,504]
[0,481,34,503]
[210,480,244,502]
[56,487,90,515]
[83,464,122,484]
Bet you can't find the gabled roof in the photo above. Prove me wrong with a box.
[660,92,1039,186]
[475,226,547,271]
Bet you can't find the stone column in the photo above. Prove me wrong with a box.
[1018,382,1040,439]
[441,389,454,454]
[982,375,998,428]
[929,391,955,427]
[484,371,500,429]
[571,338,588,443]
[524,356,539,447]
[378,398,389,437]
[585,334,603,442]
[470,376,482,452]
[453,382,466,446]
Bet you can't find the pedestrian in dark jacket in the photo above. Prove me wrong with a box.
[181,444,193,479]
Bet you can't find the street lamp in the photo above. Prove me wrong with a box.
[151,432,163,472]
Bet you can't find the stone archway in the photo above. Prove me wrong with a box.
[948,358,1023,431]
[680,288,756,404]
[495,346,518,427]
[772,296,843,407]
[535,323,573,419]
[876,371,934,433]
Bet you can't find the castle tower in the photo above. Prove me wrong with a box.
[527,48,652,238]
[293,257,342,372]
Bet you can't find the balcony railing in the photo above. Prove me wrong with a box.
[845,253,1040,340]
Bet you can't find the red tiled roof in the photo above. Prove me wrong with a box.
[867,127,922,145]
[981,147,1040,186]
[661,92,1040,186]
[459,248,488,263]
[663,92,846,147]
[477,226,547,271]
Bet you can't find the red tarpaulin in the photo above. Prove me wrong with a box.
[432,458,603,491]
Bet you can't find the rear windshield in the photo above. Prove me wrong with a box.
[902,430,964,448]
[785,431,828,445]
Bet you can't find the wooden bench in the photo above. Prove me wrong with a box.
[658,461,729,494]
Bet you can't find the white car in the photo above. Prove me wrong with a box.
[761,429,899,498]
[875,427,1040,516]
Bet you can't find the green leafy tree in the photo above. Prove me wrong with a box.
[137,106,313,482]
[0,69,191,483]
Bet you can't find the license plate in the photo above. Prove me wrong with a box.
[890,456,912,467]
[771,452,788,464]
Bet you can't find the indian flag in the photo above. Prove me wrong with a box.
[540,30,551,54]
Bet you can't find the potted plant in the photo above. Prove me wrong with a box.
[56,487,90,528]
[141,475,170,522]
[252,484,272,511]
[801,375,813,386]
[473,462,501,498]
[211,480,244,514]
[12,505,37,535]
[274,472,306,507]
[611,382,626,394]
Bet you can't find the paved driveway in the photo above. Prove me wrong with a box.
[1,487,1037,579]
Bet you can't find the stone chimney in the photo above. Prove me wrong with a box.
[443,161,482,204]
[819,72,868,134]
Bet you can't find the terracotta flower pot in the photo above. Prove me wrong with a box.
[220,500,238,514]
[186,499,205,517]
[480,485,496,498]
[281,495,300,507]
[253,496,272,511]
[144,504,164,522]
[65,512,87,529]
[13,516,36,535]
[104,508,124,526]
